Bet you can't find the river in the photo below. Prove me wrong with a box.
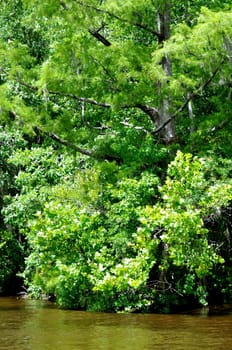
[0,297,232,349]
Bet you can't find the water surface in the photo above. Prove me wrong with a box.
[0,297,231,349]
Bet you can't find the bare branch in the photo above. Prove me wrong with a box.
[136,104,160,124]
[33,127,94,156]
[88,29,111,46]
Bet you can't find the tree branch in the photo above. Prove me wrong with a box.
[35,128,121,162]
[88,29,111,46]
[48,90,112,108]
[17,79,112,108]
[136,104,160,124]
[74,1,160,38]
[18,79,140,113]
[151,60,225,135]
[49,133,94,156]
[17,59,225,141]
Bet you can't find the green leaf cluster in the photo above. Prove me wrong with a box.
[139,151,232,306]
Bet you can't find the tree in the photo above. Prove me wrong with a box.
[0,1,232,311]
[17,150,232,311]
[0,1,231,150]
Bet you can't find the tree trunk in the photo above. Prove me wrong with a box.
[157,2,176,143]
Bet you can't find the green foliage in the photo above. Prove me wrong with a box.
[0,0,232,312]
[0,128,27,293]
[19,150,232,310]
[139,151,232,306]
[20,164,160,311]
[1,1,231,153]
[3,145,75,229]
[0,128,26,191]
[0,0,48,61]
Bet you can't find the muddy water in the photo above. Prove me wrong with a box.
[0,297,231,350]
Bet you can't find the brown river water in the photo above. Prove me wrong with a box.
[0,297,232,350]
